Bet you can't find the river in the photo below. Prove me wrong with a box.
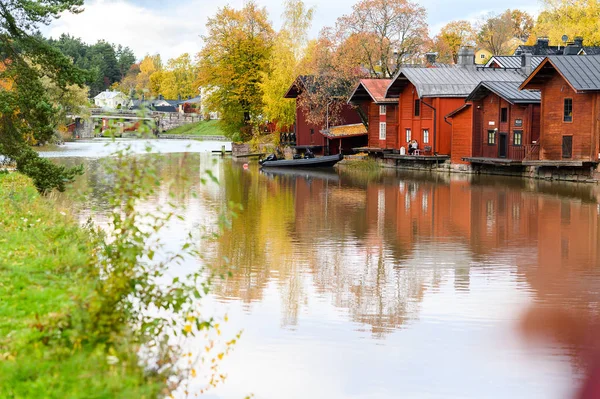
[41,139,600,399]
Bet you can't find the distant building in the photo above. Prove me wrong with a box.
[475,49,493,65]
[514,37,600,56]
[94,90,129,109]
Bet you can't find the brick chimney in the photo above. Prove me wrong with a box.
[425,52,437,66]
[536,38,549,49]
[457,47,475,68]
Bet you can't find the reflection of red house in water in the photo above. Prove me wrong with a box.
[284,75,364,155]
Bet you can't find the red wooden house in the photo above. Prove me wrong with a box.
[284,75,363,155]
[384,49,526,160]
[347,79,397,151]
[519,55,600,165]
[448,81,541,165]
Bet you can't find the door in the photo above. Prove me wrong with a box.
[562,136,573,158]
[498,133,508,158]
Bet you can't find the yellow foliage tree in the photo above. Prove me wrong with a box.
[534,0,600,45]
[260,0,314,130]
[432,20,476,64]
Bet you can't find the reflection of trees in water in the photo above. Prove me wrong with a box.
[212,163,600,340]
[212,166,467,336]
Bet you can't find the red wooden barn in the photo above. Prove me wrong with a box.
[347,79,397,151]
[520,55,600,164]
[384,50,527,161]
[448,81,541,165]
[284,75,363,155]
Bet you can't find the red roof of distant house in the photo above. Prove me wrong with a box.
[348,79,396,104]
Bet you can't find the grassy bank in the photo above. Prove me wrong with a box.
[0,173,162,398]
[162,120,225,137]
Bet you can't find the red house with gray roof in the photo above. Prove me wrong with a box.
[448,81,541,166]
[384,49,527,161]
[347,79,397,151]
[520,55,600,165]
[284,75,364,155]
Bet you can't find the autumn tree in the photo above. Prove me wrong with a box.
[136,54,162,96]
[297,29,368,128]
[477,9,534,55]
[162,53,196,99]
[533,0,600,45]
[197,1,274,140]
[0,0,86,193]
[432,20,476,64]
[335,0,429,78]
[261,0,314,130]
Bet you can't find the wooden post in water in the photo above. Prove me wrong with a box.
[221,145,225,156]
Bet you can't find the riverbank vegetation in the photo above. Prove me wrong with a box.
[162,120,225,137]
[0,143,236,397]
[0,172,163,397]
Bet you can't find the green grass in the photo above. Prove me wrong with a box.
[0,173,162,398]
[162,120,225,136]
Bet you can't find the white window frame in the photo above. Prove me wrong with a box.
[405,128,412,143]
[379,105,387,115]
[379,122,387,140]
[423,129,429,144]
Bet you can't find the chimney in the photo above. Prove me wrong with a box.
[178,94,182,101]
[457,47,475,68]
[521,52,532,76]
[158,94,164,100]
[425,52,437,66]
[574,37,584,47]
[536,38,549,49]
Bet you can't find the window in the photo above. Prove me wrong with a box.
[310,128,314,136]
[564,98,573,122]
[513,130,523,146]
[488,130,496,145]
[515,119,523,127]
[405,128,412,143]
[414,99,420,117]
[480,54,486,59]
[379,122,387,140]
[500,107,508,123]
[379,105,386,115]
[423,129,429,144]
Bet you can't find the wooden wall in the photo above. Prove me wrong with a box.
[295,100,363,154]
[471,93,541,160]
[449,107,473,164]
[539,74,599,161]
[398,83,464,155]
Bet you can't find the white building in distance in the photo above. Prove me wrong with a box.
[94,90,129,109]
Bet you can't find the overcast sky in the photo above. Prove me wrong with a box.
[43,0,541,61]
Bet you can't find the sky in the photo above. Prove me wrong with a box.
[43,0,542,61]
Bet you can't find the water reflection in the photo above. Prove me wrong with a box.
[212,165,600,343]
[49,144,600,398]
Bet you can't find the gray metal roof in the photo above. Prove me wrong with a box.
[466,81,541,104]
[485,56,544,70]
[547,55,600,91]
[386,67,527,98]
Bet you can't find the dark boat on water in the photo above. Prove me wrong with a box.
[259,153,343,168]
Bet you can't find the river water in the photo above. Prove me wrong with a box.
[41,139,600,399]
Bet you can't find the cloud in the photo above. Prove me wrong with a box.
[45,0,210,60]
[44,0,542,61]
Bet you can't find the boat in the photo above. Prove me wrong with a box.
[261,167,340,182]
[259,153,343,168]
